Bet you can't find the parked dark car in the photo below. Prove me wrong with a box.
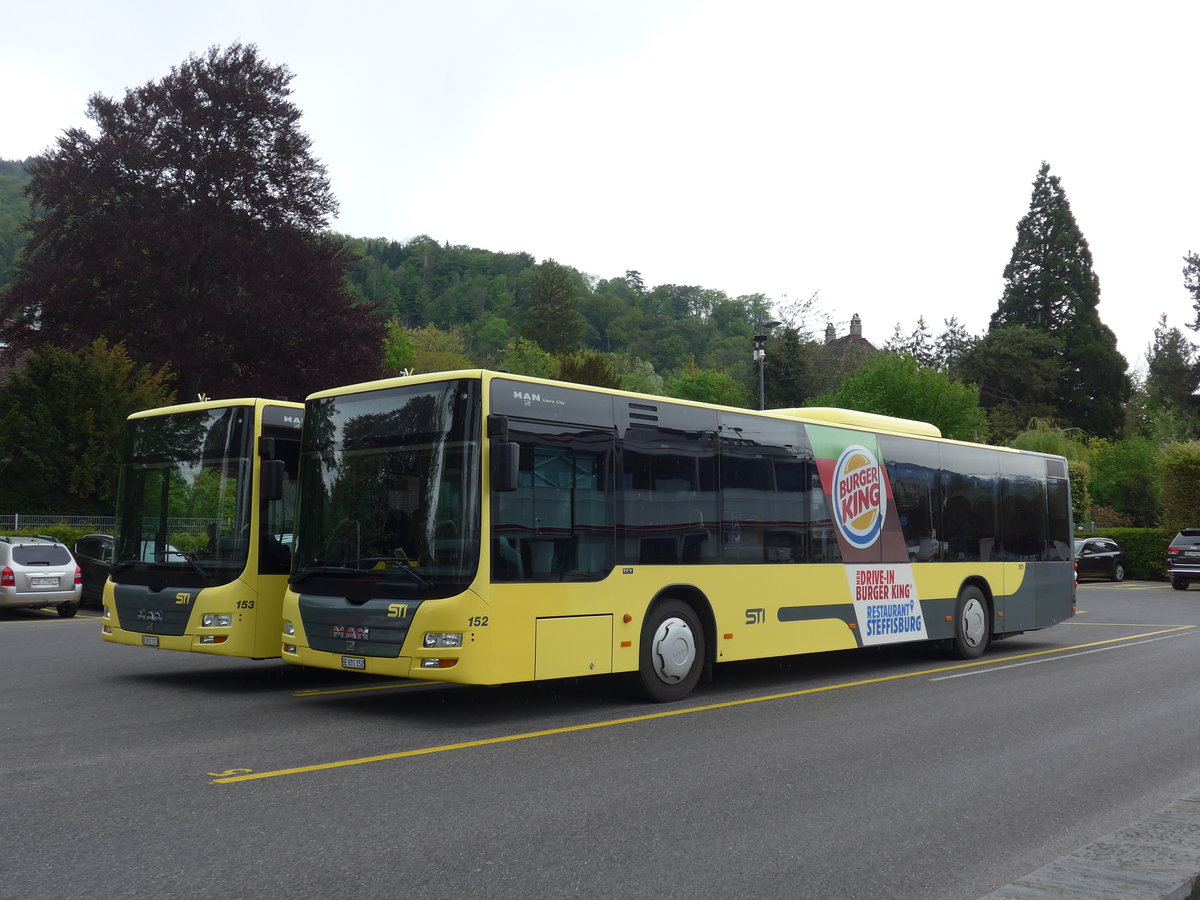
[73,533,114,606]
[1074,537,1126,582]
[1166,528,1200,591]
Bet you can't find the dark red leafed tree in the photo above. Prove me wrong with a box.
[1,43,382,401]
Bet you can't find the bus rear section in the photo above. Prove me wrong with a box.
[101,398,301,659]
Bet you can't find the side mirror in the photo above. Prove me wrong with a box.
[261,459,285,502]
[492,441,520,493]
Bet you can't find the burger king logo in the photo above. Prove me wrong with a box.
[833,444,885,549]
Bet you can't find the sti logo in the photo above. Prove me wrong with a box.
[833,444,885,550]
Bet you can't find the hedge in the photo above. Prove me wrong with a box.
[1079,527,1174,581]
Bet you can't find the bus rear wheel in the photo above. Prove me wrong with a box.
[637,599,704,703]
[950,586,989,659]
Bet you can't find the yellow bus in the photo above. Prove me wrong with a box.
[102,398,302,659]
[281,371,1075,701]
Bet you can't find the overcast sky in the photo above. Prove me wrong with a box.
[5,0,1198,374]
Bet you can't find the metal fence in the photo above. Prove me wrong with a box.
[0,515,116,532]
[1,515,213,537]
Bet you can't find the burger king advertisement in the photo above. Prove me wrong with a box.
[809,424,929,645]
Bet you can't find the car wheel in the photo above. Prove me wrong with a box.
[56,601,79,618]
[1111,563,1125,582]
[636,598,705,703]
[1171,577,1189,591]
[949,585,990,659]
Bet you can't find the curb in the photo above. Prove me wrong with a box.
[980,790,1200,899]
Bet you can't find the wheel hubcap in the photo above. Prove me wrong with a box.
[651,616,696,684]
[961,597,986,648]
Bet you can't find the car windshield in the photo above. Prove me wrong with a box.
[113,406,254,586]
[293,378,481,600]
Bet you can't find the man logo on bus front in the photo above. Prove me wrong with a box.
[833,444,885,550]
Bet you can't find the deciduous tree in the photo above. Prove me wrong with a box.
[555,350,622,389]
[0,44,382,401]
[0,340,175,513]
[1158,441,1200,533]
[808,353,988,442]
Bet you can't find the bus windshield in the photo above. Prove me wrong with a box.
[293,378,481,600]
[114,406,254,587]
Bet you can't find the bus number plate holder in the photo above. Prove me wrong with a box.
[141,635,159,647]
[341,656,366,670]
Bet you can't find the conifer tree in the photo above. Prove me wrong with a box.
[522,260,584,354]
[989,163,1129,438]
[1145,314,1199,423]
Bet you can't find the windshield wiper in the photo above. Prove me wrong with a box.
[179,552,212,580]
[291,565,364,584]
[354,557,434,589]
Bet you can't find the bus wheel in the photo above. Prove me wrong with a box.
[637,599,704,702]
[950,586,989,659]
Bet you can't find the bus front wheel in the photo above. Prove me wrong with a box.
[950,586,989,659]
[637,599,704,703]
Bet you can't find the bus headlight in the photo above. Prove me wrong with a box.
[423,632,462,649]
[202,614,233,628]
[283,620,295,636]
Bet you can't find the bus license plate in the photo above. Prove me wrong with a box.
[31,576,57,588]
[141,635,160,647]
[341,656,366,670]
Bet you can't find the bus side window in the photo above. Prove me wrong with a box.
[491,424,615,582]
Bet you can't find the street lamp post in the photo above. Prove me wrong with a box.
[754,318,782,410]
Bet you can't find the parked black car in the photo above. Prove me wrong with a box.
[73,534,114,606]
[1074,537,1126,582]
[1166,528,1200,591]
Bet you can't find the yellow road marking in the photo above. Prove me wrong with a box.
[212,625,1193,785]
[294,681,426,697]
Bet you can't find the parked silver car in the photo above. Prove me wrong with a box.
[0,536,82,617]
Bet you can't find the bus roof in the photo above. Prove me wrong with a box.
[772,407,942,438]
[127,397,304,420]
